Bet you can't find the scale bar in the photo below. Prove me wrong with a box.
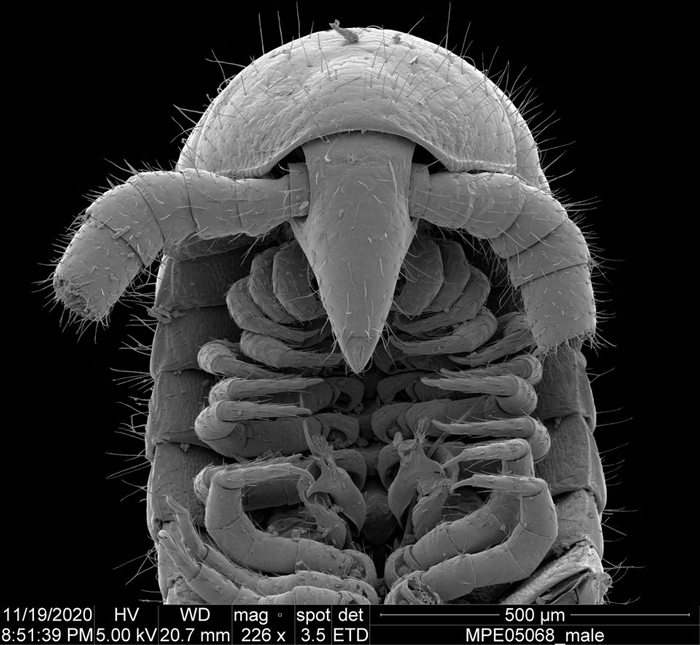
[378,613,499,617]
[572,613,692,617]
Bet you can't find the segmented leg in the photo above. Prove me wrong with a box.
[392,261,490,335]
[249,246,296,325]
[226,277,328,346]
[423,240,472,314]
[193,460,377,585]
[384,434,541,585]
[159,528,374,605]
[393,236,444,316]
[385,473,557,604]
[273,240,326,322]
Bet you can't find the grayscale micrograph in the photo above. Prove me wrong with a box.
[19,8,693,635]
[50,22,605,607]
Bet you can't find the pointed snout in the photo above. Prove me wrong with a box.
[291,132,417,373]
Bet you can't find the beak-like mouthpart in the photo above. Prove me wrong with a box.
[292,132,417,373]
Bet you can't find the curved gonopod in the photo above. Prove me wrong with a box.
[303,430,367,533]
[385,473,558,603]
[159,528,376,605]
[163,495,380,604]
[383,437,543,587]
[198,463,377,586]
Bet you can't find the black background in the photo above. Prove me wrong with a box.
[9,2,693,614]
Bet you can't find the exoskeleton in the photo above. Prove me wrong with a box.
[52,24,609,605]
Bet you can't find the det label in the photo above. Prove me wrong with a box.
[295,607,369,643]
